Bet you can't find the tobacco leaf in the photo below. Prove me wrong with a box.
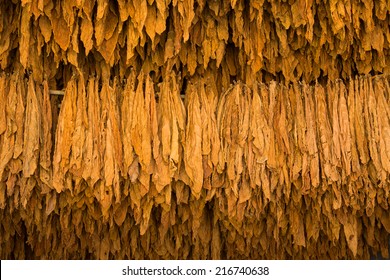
[104,80,123,202]
[23,78,40,177]
[80,16,94,55]
[0,75,18,179]
[121,71,136,177]
[315,84,336,181]
[0,74,6,135]
[184,81,203,197]
[39,81,52,175]
[38,15,52,43]
[338,82,352,178]
[374,78,390,173]
[51,10,71,51]
[69,76,87,178]
[53,78,77,192]
[82,77,102,185]
[19,3,31,68]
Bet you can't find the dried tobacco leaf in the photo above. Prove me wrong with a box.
[23,78,40,177]
[184,81,203,197]
[0,74,6,135]
[19,3,31,68]
[53,77,77,192]
[51,10,71,51]
[69,75,87,177]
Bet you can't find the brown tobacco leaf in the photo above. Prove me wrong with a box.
[155,8,167,35]
[0,76,14,179]
[101,82,115,192]
[126,20,139,62]
[102,80,122,203]
[289,204,306,247]
[200,75,220,168]
[0,182,5,209]
[314,83,338,181]
[45,190,57,216]
[97,9,121,63]
[19,4,31,68]
[338,82,352,178]
[249,83,270,195]
[113,198,129,226]
[39,81,52,178]
[365,78,382,178]
[69,75,87,178]
[303,84,319,188]
[70,16,80,55]
[140,197,153,235]
[328,84,342,171]
[23,78,41,177]
[80,17,94,55]
[152,94,170,191]
[82,77,102,185]
[38,15,52,43]
[354,78,369,164]
[95,179,113,221]
[339,211,358,257]
[116,0,129,22]
[121,71,136,178]
[0,74,6,135]
[131,73,152,191]
[142,75,155,173]
[104,7,119,41]
[51,10,71,51]
[20,177,35,208]
[217,82,250,182]
[133,0,148,36]
[277,86,290,155]
[145,4,157,43]
[13,75,26,160]
[169,74,186,176]
[177,0,194,42]
[164,31,175,62]
[346,79,361,175]
[184,81,203,198]
[374,78,390,173]
[262,82,278,171]
[94,4,109,47]
[53,78,77,192]
[155,72,186,191]
[155,77,172,191]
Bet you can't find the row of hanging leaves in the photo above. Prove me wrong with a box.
[0,71,389,259]
[0,0,389,88]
